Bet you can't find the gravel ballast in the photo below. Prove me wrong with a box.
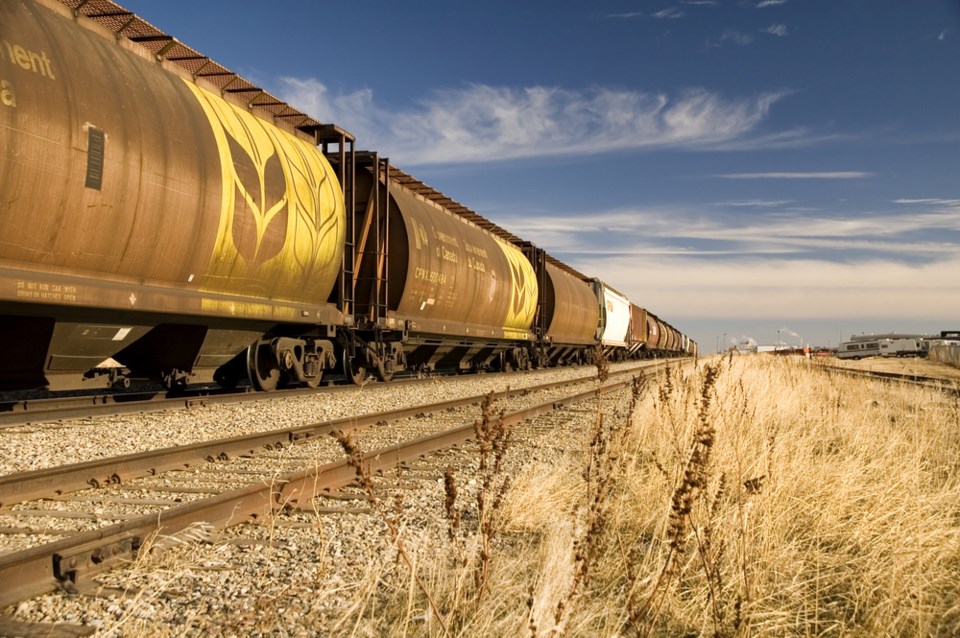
[1,362,661,635]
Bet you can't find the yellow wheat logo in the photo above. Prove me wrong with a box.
[496,238,537,333]
[185,81,344,304]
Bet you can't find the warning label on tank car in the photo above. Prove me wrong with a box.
[14,281,77,303]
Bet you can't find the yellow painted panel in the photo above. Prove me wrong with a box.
[184,81,345,305]
[494,238,538,337]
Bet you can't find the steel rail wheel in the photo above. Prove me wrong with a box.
[247,341,280,392]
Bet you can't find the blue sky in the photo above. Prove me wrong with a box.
[118,0,960,351]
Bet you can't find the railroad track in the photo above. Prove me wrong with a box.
[815,362,960,395]
[0,367,559,428]
[0,360,679,477]
[0,360,667,620]
[0,361,677,429]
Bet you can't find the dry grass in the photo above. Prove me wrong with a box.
[83,356,960,636]
[336,355,960,637]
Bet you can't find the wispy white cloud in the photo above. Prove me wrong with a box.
[279,78,788,165]
[938,29,949,41]
[895,198,960,206]
[763,24,788,37]
[654,7,686,19]
[721,199,793,207]
[704,128,851,152]
[509,204,960,246]
[608,4,709,19]
[503,201,960,344]
[757,0,787,7]
[494,200,960,257]
[717,171,871,179]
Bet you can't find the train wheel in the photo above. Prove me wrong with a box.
[376,343,403,382]
[344,353,368,385]
[369,344,395,382]
[376,357,395,383]
[247,341,280,392]
[303,370,323,389]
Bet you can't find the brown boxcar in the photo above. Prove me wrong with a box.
[668,326,681,352]
[629,304,648,357]
[646,314,664,351]
[663,325,677,352]
[387,184,537,340]
[350,171,538,374]
[543,263,598,347]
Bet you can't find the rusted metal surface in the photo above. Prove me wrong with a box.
[662,325,675,351]
[350,157,391,326]
[48,0,350,143]
[0,390,486,508]
[0,0,348,389]
[385,167,589,283]
[0,390,194,429]
[817,363,960,396]
[660,320,674,351]
[1,0,695,391]
[386,183,537,340]
[0,617,94,637]
[542,263,599,346]
[667,326,680,351]
[630,304,648,345]
[1,0,345,318]
[629,304,648,355]
[0,479,276,609]
[0,365,656,608]
[646,314,664,350]
[0,364,659,508]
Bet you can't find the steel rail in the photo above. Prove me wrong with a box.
[815,363,960,394]
[0,372,446,428]
[0,362,666,507]
[0,372,639,608]
[0,359,682,427]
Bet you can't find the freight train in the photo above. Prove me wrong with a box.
[0,0,696,393]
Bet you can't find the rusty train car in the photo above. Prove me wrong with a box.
[0,0,696,393]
